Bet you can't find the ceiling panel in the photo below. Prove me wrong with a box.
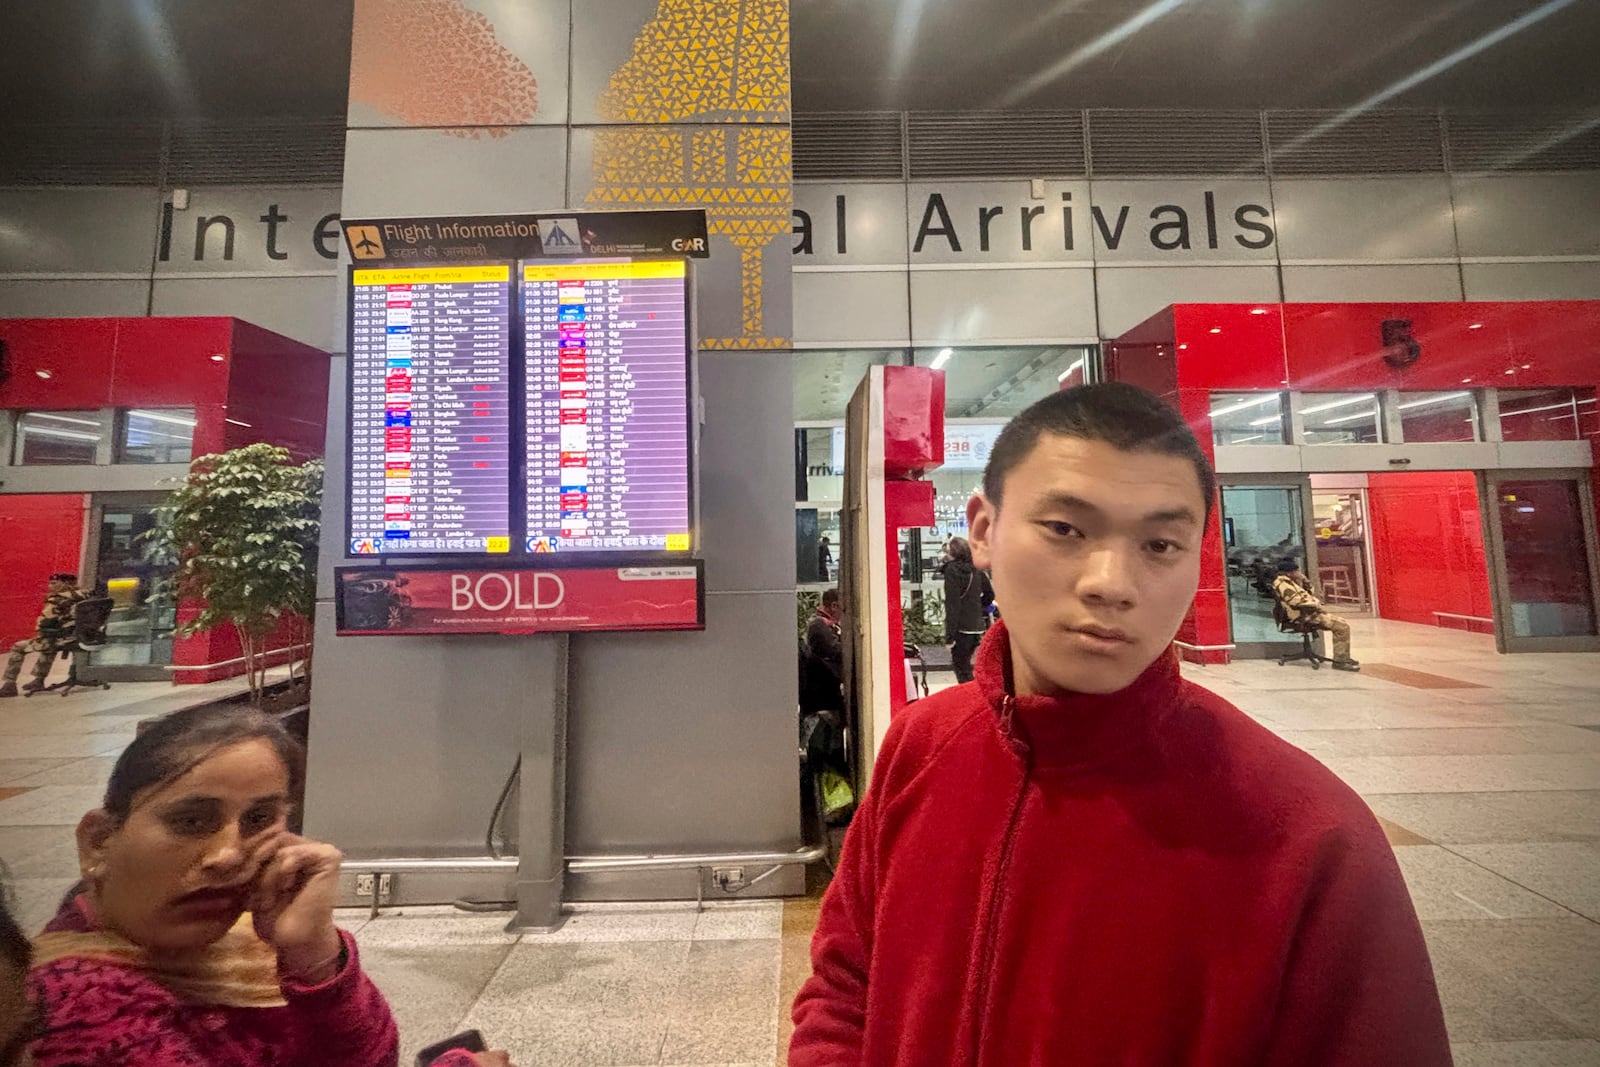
[0,0,1593,124]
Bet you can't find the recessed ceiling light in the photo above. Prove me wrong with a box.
[1462,377,1473,383]
[210,353,226,363]
[1249,308,1269,315]
[34,369,52,379]
[1505,369,1515,375]
[1209,327,1222,334]
[1178,344,1188,350]
[1468,323,1483,330]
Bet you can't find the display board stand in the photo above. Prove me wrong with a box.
[514,633,570,929]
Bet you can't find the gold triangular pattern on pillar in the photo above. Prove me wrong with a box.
[586,0,791,351]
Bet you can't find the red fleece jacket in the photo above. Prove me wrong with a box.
[790,621,1452,1066]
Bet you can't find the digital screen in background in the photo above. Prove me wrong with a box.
[522,261,693,554]
[348,265,514,555]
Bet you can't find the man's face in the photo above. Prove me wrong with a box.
[46,580,67,596]
[968,435,1206,697]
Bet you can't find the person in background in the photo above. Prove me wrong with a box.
[1272,559,1360,671]
[0,881,36,1067]
[817,536,834,581]
[941,537,993,683]
[26,704,514,1067]
[791,383,1448,1066]
[806,588,845,684]
[0,574,85,698]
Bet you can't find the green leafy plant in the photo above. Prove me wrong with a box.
[145,444,323,702]
[797,590,821,642]
[900,590,946,647]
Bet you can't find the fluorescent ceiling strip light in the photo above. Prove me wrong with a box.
[23,428,101,442]
[1323,409,1380,426]
[1502,398,1596,417]
[128,410,198,427]
[27,413,102,427]
[1247,414,1283,426]
[1300,395,1377,415]
[1397,391,1471,411]
[929,347,954,370]
[1208,395,1279,418]
[1056,358,1086,383]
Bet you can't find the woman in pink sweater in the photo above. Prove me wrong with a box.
[25,704,510,1067]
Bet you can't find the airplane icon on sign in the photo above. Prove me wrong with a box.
[348,226,387,259]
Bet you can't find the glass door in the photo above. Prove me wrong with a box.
[85,494,179,680]
[1311,489,1374,614]
[1480,471,1600,653]
[1220,479,1316,658]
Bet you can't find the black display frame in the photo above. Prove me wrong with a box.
[344,260,519,560]
[515,256,699,565]
[343,256,699,565]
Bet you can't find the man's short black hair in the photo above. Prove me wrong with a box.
[821,587,840,608]
[981,382,1215,522]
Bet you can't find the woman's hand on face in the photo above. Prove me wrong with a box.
[248,832,345,980]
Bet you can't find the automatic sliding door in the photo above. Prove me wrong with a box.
[1220,479,1316,658]
[1482,471,1600,653]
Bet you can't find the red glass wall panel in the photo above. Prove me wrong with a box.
[1367,472,1493,629]
[0,494,85,644]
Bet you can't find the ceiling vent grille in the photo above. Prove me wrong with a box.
[1088,110,1266,177]
[0,123,164,185]
[1446,110,1600,172]
[907,111,1085,179]
[792,112,904,180]
[167,119,347,184]
[1267,109,1445,175]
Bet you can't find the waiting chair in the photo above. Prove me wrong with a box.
[28,597,114,697]
[1272,596,1331,670]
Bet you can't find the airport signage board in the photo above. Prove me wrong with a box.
[334,562,705,635]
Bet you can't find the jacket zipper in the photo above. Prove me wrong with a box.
[970,695,1030,1065]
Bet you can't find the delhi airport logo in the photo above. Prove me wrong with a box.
[540,219,583,256]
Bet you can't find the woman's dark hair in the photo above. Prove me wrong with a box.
[0,871,29,974]
[946,537,973,564]
[103,705,305,825]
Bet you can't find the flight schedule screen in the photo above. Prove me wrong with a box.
[522,261,692,554]
[348,265,514,555]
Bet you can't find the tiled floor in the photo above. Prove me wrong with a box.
[2,619,1598,1065]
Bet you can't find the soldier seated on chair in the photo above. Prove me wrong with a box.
[0,572,86,697]
[1272,559,1360,672]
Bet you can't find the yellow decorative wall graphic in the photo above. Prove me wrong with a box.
[586,0,792,350]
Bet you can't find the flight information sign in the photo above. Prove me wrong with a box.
[522,261,693,554]
[348,265,514,555]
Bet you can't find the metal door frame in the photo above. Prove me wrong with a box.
[1217,474,1320,660]
[1478,468,1600,654]
[83,491,175,681]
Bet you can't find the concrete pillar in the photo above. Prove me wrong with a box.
[305,0,799,906]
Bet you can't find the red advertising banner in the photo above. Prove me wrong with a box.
[335,563,704,636]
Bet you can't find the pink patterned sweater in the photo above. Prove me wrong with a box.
[28,896,415,1067]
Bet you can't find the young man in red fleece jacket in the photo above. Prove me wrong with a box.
[790,383,1452,1066]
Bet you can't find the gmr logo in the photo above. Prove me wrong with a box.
[671,237,707,253]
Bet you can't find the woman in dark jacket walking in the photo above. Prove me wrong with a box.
[941,537,993,683]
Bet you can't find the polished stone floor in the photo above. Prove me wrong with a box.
[2,619,1597,1065]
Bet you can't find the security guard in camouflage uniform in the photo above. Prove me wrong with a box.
[0,573,86,696]
[1272,559,1360,672]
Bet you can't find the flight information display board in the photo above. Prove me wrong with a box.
[348,265,514,555]
[522,261,692,554]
